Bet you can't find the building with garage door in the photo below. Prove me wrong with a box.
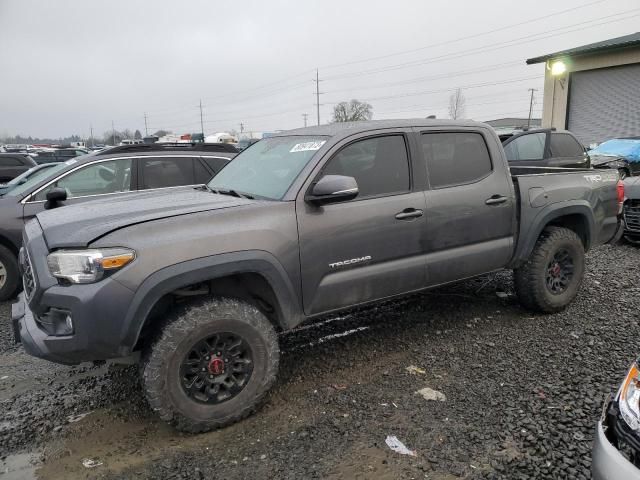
[526,32,640,147]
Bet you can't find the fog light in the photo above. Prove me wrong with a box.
[64,314,74,335]
[36,308,74,336]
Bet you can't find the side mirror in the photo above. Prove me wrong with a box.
[306,175,358,205]
[44,187,68,210]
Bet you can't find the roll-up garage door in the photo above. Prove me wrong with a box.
[567,63,640,146]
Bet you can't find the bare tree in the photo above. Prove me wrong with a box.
[448,89,466,120]
[332,99,373,122]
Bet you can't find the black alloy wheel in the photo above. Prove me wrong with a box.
[179,332,254,404]
[545,248,574,295]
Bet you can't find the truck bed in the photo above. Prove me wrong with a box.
[508,166,620,267]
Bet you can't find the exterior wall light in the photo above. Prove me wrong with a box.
[550,60,567,76]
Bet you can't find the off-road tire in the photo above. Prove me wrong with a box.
[141,298,279,433]
[0,245,19,302]
[514,226,585,313]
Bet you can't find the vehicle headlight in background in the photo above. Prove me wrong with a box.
[619,361,640,432]
[47,248,135,284]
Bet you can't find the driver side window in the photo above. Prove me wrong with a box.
[33,159,132,201]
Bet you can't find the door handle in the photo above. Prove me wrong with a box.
[485,195,508,205]
[395,208,423,220]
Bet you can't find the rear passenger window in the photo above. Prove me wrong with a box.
[550,133,584,157]
[322,135,410,199]
[421,132,492,188]
[140,157,195,189]
[503,133,546,161]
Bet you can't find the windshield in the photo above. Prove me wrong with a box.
[208,135,328,200]
[590,139,640,161]
[5,162,68,197]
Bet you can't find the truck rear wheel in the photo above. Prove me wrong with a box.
[141,298,279,433]
[514,226,585,313]
[0,245,19,302]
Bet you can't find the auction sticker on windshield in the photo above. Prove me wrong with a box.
[290,141,326,153]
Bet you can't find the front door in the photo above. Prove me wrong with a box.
[297,133,427,315]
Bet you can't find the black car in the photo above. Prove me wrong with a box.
[32,148,90,164]
[0,153,37,182]
[501,129,589,169]
[0,142,236,300]
[591,137,640,179]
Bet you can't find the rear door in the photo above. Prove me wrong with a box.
[548,132,589,168]
[418,129,515,286]
[297,131,427,315]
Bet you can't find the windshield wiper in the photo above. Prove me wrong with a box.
[210,188,254,199]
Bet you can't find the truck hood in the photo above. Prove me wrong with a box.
[36,187,255,248]
[624,176,640,199]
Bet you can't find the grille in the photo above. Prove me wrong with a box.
[22,249,36,301]
[624,200,640,233]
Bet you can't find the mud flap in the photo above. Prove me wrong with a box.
[606,218,625,244]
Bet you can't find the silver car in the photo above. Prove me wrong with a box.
[593,359,640,479]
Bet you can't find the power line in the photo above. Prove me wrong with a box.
[318,0,606,71]
[323,8,640,81]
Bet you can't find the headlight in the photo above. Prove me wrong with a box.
[619,361,640,431]
[47,248,135,284]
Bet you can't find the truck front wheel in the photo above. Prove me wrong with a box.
[141,298,279,433]
[514,226,585,313]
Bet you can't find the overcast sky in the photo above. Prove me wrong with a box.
[0,0,638,139]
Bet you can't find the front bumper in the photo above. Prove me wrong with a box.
[14,220,138,365]
[593,401,640,480]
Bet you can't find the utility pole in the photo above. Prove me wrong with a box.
[527,88,538,128]
[302,113,308,127]
[199,99,205,140]
[239,122,245,134]
[112,120,116,146]
[144,113,149,136]
[90,124,94,148]
[313,69,323,126]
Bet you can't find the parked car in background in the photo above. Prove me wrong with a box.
[33,147,90,164]
[11,119,622,432]
[622,175,640,244]
[0,163,58,196]
[236,138,260,151]
[0,153,37,182]
[0,142,236,301]
[592,358,640,479]
[501,129,590,169]
[591,137,640,179]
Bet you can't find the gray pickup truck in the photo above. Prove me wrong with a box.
[12,120,622,432]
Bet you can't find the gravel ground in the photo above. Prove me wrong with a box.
[1,243,639,479]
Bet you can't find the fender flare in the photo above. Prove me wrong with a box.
[510,202,595,268]
[119,250,303,350]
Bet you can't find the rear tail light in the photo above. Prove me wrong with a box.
[617,179,625,214]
